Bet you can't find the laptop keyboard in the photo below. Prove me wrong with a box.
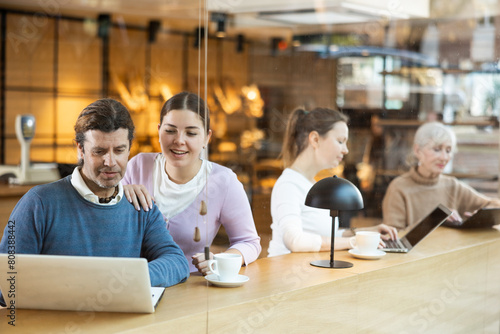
[384,239,407,252]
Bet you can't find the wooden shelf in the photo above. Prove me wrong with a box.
[381,68,500,76]
[376,169,497,181]
[377,119,498,128]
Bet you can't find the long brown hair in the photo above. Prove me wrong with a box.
[281,107,348,167]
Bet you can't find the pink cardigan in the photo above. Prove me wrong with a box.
[123,153,261,272]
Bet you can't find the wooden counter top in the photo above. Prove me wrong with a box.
[1,227,499,333]
[0,184,38,233]
[0,183,35,198]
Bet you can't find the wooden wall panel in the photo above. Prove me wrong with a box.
[149,33,185,96]
[58,19,101,94]
[6,14,54,89]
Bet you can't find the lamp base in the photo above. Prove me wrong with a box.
[310,260,353,269]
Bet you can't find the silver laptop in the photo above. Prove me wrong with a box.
[0,254,164,313]
[384,204,452,253]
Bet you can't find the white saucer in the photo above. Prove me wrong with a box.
[348,249,386,260]
[205,274,249,288]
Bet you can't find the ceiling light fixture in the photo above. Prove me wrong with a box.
[148,20,161,43]
[211,12,227,38]
[236,34,245,53]
[339,2,410,19]
[97,14,111,39]
[193,26,205,48]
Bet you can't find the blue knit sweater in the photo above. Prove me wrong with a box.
[0,176,189,296]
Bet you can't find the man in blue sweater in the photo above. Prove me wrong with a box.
[0,99,189,306]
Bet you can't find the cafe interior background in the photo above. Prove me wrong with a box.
[0,0,500,251]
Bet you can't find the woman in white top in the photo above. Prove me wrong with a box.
[268,108,397,257]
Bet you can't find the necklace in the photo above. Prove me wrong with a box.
[98,186,119,203]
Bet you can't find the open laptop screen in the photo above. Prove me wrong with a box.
[405,204,452,246]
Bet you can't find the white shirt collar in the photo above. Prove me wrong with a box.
[70,167,123,205]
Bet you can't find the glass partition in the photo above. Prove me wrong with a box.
[0,0,499,330]
[1,1,499,239]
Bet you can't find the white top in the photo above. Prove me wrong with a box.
[153,154,213,220]
[268,168,341,257]
[70,167,123,205]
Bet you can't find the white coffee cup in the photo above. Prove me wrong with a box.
[208,253,242,282]
[353,231,380,254]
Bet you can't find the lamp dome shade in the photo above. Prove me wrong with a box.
[305,175,364,211]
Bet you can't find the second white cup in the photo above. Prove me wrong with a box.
[208,253,242,282]
[354,231,380,254]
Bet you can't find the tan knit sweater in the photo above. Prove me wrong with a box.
[382,167,500,230]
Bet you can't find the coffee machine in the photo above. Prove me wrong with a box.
[0,114,60,184]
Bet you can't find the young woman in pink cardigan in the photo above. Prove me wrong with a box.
[122,92,261,274]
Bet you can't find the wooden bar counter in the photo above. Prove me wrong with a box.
[1,227,499,333]
[0,184,36,233]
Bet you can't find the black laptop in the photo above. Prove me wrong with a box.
[384,204,452,253]
[442,207,500,229]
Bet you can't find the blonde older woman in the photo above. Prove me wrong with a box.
[382,121,500,231]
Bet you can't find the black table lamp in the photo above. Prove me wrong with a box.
[305,175,364,268]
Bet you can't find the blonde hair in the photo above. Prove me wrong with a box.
[409,121,457,165]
